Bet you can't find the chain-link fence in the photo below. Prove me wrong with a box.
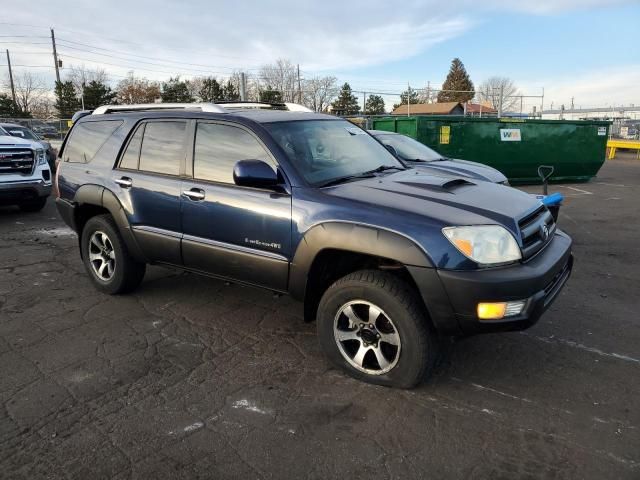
[0,117,71,142]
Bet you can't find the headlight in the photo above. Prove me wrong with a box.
[442,225,521,265]
[36,149,47,165]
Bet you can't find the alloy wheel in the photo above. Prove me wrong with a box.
[88,230,116,281]
[333,300,401,375]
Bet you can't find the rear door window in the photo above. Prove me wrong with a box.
[63,120,123,163]
[138,121,187,176]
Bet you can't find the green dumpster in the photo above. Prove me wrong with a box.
[371,116,610,183]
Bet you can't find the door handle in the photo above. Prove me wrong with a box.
[115,177,132,188]
[182,188,205,201]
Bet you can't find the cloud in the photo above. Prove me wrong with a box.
[519,65,640,108]
[6,1,476,77]
[477,0,636,14]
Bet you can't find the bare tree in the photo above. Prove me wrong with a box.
[66,65,109,96]
[303,76,338,112]
[259,59,298,102]
[477,76,520,112]
[8,72,47,114]
[115,72,160,104]
[29,95,57,118]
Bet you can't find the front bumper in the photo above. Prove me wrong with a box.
[410,230,573,335]
[0,177,52,205]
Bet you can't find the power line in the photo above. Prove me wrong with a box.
[0,41,51,45]
[56,52,244,77]
[0,35,49,38]
[56,43,257,73]
[0,63,54,68]
[56,37,265,66]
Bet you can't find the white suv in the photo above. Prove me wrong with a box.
[0,135,52,212]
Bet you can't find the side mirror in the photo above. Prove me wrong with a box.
[384,144,398,157]
[233,159,279,188]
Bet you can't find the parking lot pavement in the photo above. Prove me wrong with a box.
[1,157,639,480]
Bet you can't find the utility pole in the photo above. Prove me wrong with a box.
[497,85,504,117]
[296,64,302,104]
[239,72,247,101]
[5,49,17,110]
[407,82,410,117]
[362,91,366,115]
[51,28,61,84]
[426,81,431,103]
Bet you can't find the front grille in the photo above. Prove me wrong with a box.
[518,205,556,260]
[0,148,35,175]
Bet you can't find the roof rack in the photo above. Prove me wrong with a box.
[92,103,227,115]
[216,101,313,113]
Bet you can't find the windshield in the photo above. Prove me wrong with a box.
[5,126,40,141]
[376,133,442,162]
[265,120,404,186]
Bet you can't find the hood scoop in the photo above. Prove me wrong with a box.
[396,176,476,193]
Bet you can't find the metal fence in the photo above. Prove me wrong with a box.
[0,117,72,141]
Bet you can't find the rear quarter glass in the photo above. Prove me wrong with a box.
[62,120,123,164]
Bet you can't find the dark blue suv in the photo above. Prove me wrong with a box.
[56,103,573,388]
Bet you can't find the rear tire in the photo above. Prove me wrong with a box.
[80,214,146,294]
[316,269,438,389]
[19,197,47,212]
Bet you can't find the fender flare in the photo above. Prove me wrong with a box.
[73,185,146,262]
[288,221,434,301]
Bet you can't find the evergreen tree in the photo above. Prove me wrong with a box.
[331,83,360,115]
[82,80,116,109]
[222,80,240,101]
[55,81,81,118]
[437,58,474,103]
[259,86,283,103]
[364,94,385,115]
[161,76,194,103]
[393,88,421,109]
[0,93,20,116]
[199,77,223,102]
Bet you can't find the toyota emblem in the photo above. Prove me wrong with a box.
[540,224,550,240]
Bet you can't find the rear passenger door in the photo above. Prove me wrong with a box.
[180,121,291,291]
[113,119,189,265]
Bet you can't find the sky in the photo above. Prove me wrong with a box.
[1,0,639,112]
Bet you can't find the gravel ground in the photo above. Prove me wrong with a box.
[0,156,638,479]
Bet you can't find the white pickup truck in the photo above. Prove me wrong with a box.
[0,135,52,212]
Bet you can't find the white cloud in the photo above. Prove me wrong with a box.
[475,0,636,14]
[3,0,638,110]
[519,65,640,108]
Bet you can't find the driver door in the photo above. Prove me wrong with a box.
[180,121,292,291]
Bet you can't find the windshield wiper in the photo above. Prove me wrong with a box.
[318,172,377,188]
[409,157,446,162]
[362,165,405,174]
[318,165,404,188]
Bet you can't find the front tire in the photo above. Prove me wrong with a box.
[80,214,146,294]
[316,270,438,389]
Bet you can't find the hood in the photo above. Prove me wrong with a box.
[0,135,35,147]
[324,169,537,232]
[408,158,507,184]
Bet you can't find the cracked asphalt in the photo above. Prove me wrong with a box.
[1,156,639,479]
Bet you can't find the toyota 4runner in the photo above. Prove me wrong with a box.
[55,103,573,388]
[0,134,52,211]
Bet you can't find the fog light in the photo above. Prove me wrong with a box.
[477,300,526,320]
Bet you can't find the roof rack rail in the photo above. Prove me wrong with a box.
[216,101,313,113]
[92,103,227,115]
